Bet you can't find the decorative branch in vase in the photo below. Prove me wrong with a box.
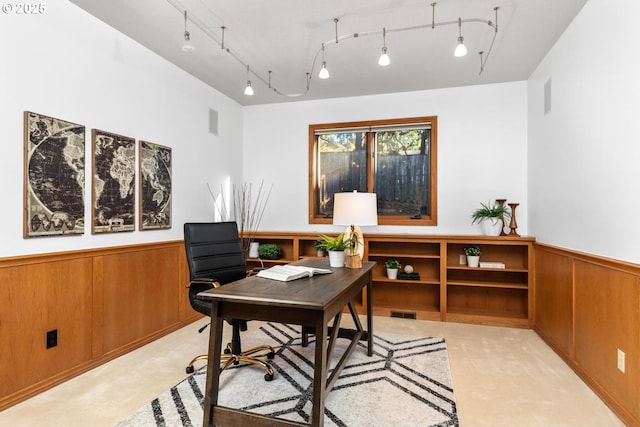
[208,180,272,257]
[233,181,273,257]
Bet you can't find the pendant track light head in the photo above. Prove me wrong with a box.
[182,10,195,52]
[454,17,467,57]
[378,28,390,66]
[319,62,330,79]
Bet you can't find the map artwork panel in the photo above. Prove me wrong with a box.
[24,111,86,238]
[139,140,172,230]
[92,129,136,234]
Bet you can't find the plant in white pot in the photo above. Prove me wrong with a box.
[464,246,481,267]
[317,233,348,267]
[471,201,511,236]
[385,259,401,279]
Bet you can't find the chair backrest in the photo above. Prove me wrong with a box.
[183,222,247,285]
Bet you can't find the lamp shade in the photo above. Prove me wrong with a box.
[332,191,378,226]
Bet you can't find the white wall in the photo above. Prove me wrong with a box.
[528,0,640,263]
[0,1,243,257]
[243,82,528,236]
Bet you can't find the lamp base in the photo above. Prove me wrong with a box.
[345,254,362,269]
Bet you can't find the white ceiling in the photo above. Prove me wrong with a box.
[69,0,588,106]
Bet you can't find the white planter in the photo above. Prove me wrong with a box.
[328,250,345,268]
[467,255,480,267]
[249,242,260,258]
[481,217,503,236]
[386,268,398,279]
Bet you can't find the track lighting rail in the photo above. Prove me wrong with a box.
[167,0,498,98]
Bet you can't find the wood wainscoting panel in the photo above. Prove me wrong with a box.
[533,246,574,357]
[0,258,93,399]
[574,259,640,423]
[101,246,182,354]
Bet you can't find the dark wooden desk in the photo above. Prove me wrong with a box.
[199,259,375,427]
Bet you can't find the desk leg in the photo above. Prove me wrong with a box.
[311,317,328,427]
[203,303,224,427]
[367,277,373,356]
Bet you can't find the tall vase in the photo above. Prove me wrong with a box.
[508,203,520,236]
[496,199,507,236]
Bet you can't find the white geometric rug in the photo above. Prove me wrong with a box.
[115,322,458,427]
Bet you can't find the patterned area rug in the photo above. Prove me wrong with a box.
[115,322,458,427]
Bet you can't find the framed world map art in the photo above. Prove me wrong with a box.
[23,111,86,238]
[91,129,136,234]
[138,140,172,230]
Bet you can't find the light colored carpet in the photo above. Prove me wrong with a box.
[115,322,458,427]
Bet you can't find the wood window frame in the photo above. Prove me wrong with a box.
[308,116,438,226]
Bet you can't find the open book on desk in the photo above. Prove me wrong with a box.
[256,264,332,282]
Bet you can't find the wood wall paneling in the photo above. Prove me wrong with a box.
[574,260,640,422]
[101,247,181,354]
[533,247,574,357]
[0,258,93,398]
[0,241,199,411]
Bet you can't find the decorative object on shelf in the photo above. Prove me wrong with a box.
[385,259,401,279]
[508,203,520,236]
[332,190,378,269]
[464,246,481,267]
[208,180,272,258]
[249,242,260,258]
[471,201,511,236]
[495,198,508,236]
[398,265,420,280]
[257,243,282,260]
[314,240,326,257]
[317,233,348,267]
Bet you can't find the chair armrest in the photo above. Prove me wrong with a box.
[188,279,221,288]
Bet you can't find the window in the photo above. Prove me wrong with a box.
[309,116,437,226]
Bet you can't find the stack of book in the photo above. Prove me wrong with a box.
[479,261,506,269]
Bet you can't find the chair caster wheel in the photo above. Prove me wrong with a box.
[186,366,195,374]
[267,352,275,360]
[264,373,274,381]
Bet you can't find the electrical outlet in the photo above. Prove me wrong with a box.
[46,329,58,349]
[617,349,625,373]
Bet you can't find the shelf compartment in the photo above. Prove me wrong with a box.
[446,286,528,321]
[447,243,528,270]
[447,279,527,290]
[368,241,440,258]
[372,282,440,314]
[369,256,440,282]
[447,269,527,288]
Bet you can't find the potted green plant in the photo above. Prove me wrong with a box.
[257,243,282,260]
[385,259,401,279]
[314,240,326,257]
[317,233,347,267]
[464,246,481,267]
[471,201,511,236]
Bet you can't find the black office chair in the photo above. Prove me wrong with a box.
[183,221,275,381]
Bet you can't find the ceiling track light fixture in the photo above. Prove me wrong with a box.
[454,17,467,57]
[244,65,254,95]
[318,43,330,79]
[168,1,499,98]
[378,27,390,66]
[182,10,195,52]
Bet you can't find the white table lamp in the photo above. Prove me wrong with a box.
[333,191,378,268]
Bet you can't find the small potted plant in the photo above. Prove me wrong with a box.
[317,233,348,267]
[471,201,511,236]
[314,240,326,257]
[257,243,282,260]
[385,259,401,279]
[464,246,481,267]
